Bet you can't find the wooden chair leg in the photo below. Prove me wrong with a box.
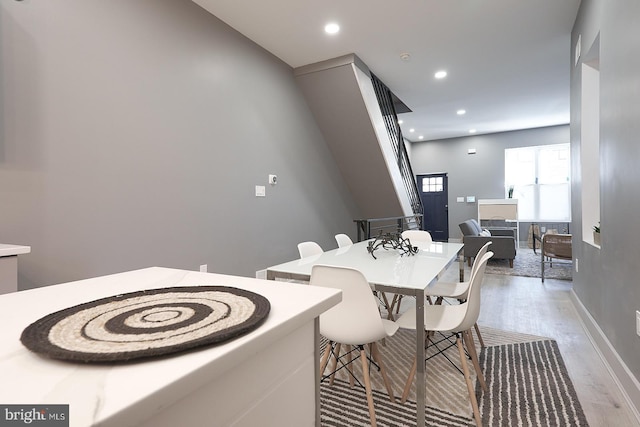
[456,336,482,427]
[346,345,354,387]
[402,332,431,404]
[329,343,342,385]
[395,295,403,314]
[319,340,332,377]
[463,330,487,392]
[360,346,378,427]
[371,342,395,402]
[381,292,395,321]
[401,356,417,404]
[473,322,486,348]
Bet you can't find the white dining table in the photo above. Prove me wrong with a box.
[266,239,464,427]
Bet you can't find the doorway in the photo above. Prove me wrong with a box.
[418,173,449,241]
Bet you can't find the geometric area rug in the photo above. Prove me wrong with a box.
[320,327,589,426]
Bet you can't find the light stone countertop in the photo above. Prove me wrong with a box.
[0,244,31,257]
[0,267,340,427]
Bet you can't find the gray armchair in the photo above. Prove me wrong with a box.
[459,219,517,267]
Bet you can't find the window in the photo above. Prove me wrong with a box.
[505,144,571,222]
[422,176,443,192]
[580,35,600,246]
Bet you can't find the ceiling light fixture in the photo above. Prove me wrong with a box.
[398,119,404,124]
[434,70,447,79]
[418,135,424,140]
[409,128,415,133]
[400,52,411,61]
[324,23,340,34]
[469,129,477,134]
[457,109,466,115]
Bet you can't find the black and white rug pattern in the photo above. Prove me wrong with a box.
[320,380,471,427]
[20,286,270,363]
[478,340,589,426]
[319,329,589,426]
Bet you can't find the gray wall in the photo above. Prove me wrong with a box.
[409,125,569,241]
[571,0,640,389]
[0,0,360,289]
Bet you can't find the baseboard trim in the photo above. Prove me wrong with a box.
[570,290,640,424]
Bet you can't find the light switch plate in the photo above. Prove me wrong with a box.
[255,185,266,197]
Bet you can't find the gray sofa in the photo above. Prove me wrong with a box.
[459,219,517,267]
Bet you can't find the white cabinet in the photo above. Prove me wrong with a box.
[477,199,519,245]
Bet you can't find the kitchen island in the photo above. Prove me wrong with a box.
[0,243,31,295]
[0,267,340,427]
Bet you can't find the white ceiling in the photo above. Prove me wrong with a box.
[193,0,581,142]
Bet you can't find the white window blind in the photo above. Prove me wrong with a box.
[504,144,571,222]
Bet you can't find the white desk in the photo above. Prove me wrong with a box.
[266,240,464,427]
[0,243,31,295]
[0,267,341,427]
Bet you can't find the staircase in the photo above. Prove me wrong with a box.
[294,54,423,224]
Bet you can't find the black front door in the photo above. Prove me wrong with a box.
[418,173,449,241]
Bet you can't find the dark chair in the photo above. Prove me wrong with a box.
[459,219,516,267]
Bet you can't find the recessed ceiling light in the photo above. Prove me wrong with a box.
[469,129,477,134]
[398,119,404,124]
[434,70,447,79]
[418,135,424,140]
[324,23,340,34]
[457,109,466,115]
[409,128,415,133]
[400,52,411,61]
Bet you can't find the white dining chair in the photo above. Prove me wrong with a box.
[297,241,323,259]
[396,251,493,427]
[311,264,398,427]
[401,229,433,247]
[334,233,354,248]
[427,241,492,347]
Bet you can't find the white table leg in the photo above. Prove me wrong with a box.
[416,289,426,427]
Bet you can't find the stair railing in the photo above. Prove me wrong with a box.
[354,215,424,242]
[370,74,424,220]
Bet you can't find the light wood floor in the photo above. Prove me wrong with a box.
[441,265,640,426]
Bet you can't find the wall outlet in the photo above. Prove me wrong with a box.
[636,311,640,337]
[199,264,208,272]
